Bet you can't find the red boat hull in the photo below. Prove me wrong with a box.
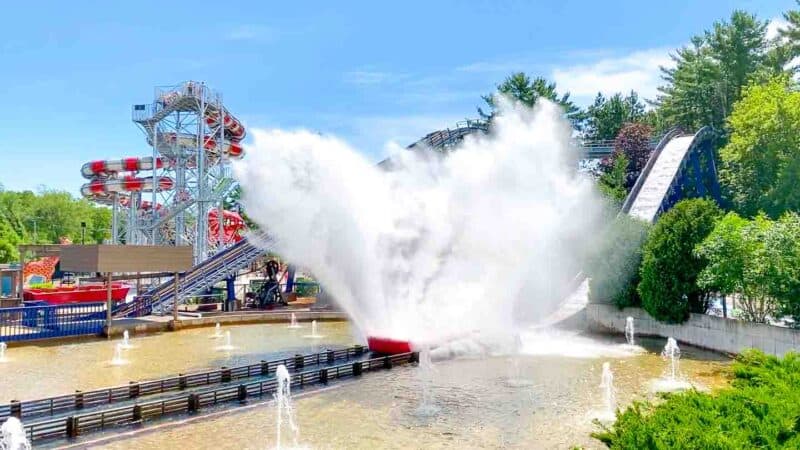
[23,283,130,305]
[367,336,413,354]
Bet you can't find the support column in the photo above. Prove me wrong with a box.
[225,276,236,312]
[17,252,24,304]
[106,272,113,338]
[284,266,296,293]
[173,272,180,323]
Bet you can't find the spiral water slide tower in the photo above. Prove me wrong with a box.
[80,81,246,263]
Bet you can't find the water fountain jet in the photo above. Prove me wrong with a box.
[600,362,615,415]
[110,343,127,366]
[287,313,302,329]
[413,345,439,417]
[303,320,323,339]
[0,417,31,450]
[215,331,235,351]
[211,323,224,339]
[624,317,635,346]
[274,364,299,449]
[650,337,692,392]
[119,330,134,349]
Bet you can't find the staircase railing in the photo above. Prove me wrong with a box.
[114,234,272,317]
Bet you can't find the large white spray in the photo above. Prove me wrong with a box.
[236,99,605,344]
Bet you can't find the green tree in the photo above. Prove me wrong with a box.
[777,1,800,68]
[480,72,583,126]
[638,198,722,323]
[596,153,629,203]
[0,219,20,263]
[719,75,800,218]
[587,216,649,308]
[657,11,772,132]
[584,91,647,140]
[763,212,800,324]
[696,212,777,322]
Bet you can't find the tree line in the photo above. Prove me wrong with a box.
[513,5,800,326]
[0,186,111,263]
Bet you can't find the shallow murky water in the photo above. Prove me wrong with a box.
[74,334,729,450]
[0,321,353,402]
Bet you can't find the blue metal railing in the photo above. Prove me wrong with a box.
[0,303,105,342]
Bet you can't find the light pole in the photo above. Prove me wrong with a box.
[81,222,87,245]
[28,218,38,243]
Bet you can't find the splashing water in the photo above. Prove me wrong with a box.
[120,330,134,349]
[288,313,302,329]
[650,337,692,392]
[662,337,680,381]
[216,331,235,351]
[274,364,299,449]
[110,343,127,366]
[0,417,31,450]
[0,342,7,363]
[211,323,224,338]
[624,317,635,346]
[304,320,323,339]
[414,346,439,417]
[236,99,605,345]
[600,362,615,415]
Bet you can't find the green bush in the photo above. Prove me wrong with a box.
[638,198,722,323]
[593,350,800,449]
[294,277,319,297]
[588,216,650,308]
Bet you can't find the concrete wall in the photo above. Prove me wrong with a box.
[586,303,800,356]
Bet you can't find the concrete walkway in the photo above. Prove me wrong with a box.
[107,309,348,337]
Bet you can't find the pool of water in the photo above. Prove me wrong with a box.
[0,321,354,402]
[77,332,730,450]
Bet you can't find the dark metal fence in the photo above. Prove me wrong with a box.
[23,351,416,443]
[0,303,105,342]
[0,345,367,423]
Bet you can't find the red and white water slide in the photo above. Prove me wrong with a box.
[80,87,248,241]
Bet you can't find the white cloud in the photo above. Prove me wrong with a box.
[225,25,276,42]
[767,17,789,42]
[552,48,673,104]
[343,70,406,85]
[455,60,531,74]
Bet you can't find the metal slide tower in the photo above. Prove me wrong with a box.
[81,81,246,264]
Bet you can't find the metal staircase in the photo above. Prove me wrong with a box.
[114,234,272,317]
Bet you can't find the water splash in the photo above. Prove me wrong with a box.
[624,317,635,346]
[505,355,534,388]
[216,331,235,351]
[0,342,7,363]
[236,99,605,345]
[288,313,302,329]
[413,346,439,417]
[303,320,323,339]
[211,323,224,339]
[274,364,299,449]
[0,417,31,450]
[650,337,692,392]
[110,343,127,366]
[600,362,615,415]
[662,337,680,381]
[119,329,134,349]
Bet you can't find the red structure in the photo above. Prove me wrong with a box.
[367,336,413,354]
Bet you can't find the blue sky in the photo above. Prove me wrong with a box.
[0,0,794,195]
